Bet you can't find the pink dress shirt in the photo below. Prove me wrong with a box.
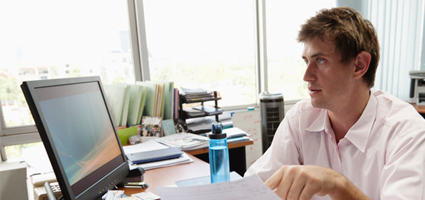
[245,90,425,199]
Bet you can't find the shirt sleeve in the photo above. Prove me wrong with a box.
[380,129,425,199]
[244,107,302,181]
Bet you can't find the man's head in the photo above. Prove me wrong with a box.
[298,7,379,88]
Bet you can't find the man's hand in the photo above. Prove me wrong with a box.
[265,165,370,200]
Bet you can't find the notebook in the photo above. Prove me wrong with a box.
[175,171,243,187]
[126,147,183,164]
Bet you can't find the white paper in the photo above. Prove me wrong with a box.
[155,132,209,150]
[232,109,262,168]
[156,175,280,200]
[123,139,169,154]
[104,190,125,200]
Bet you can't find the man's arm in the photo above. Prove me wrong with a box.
[265,165,370,200]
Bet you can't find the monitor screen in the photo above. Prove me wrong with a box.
[21,76,129,200]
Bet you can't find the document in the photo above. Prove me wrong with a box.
[156,175,280,200]
[122,139,169,154]
[156,132,209,151]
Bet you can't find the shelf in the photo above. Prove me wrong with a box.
[181,93,222,103]
[182,110,223,119]
[179,91,221,122]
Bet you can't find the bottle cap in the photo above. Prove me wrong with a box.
[209,123,226,139]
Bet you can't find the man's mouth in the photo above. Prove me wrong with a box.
[308,87,322,95]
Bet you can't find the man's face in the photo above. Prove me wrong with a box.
[302,37,354,111]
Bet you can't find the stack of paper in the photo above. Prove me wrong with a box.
[180,87,216,102]
[156,132,209,151]
[157,175,281,200]
[123,140,193,170]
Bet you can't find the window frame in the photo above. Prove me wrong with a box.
[0,0,283,161]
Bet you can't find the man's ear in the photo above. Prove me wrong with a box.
[353,51,371,79]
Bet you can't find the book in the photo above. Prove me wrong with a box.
[151,81,174,120]
[136,87,148,124]
[173,88,179,119]
[151,81,175,119]
[120,85,131,127]
[136,81,158,117]
[148,81,164,118]
[127,84,144,126]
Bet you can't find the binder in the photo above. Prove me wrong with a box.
[136,81,159,117]
[126,147,183,164]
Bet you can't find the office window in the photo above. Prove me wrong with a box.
[0,0,135,159]
[0,1,134,128]
[266,0,336,101]
[143,0,257,107]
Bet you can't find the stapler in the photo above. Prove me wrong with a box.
[116,166,146,188]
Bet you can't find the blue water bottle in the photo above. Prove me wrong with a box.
[209,123,230,183]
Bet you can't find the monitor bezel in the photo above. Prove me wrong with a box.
[21,76,129,200]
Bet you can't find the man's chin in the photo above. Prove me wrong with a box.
[310,99,325,109]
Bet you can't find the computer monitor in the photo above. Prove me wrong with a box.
[21,76,129,200]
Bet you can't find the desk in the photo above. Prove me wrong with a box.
[27,154,209,200]
[27,140,252,200]
[412,103,425,114]
[122,154,210,196]
[185,140,253,176]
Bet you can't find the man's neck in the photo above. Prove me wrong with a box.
[328,89,371,143]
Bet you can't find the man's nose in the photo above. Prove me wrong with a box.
[303,63,315,82]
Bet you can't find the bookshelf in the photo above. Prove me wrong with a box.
[179,91,222,122]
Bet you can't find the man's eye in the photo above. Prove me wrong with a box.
[317,58,325,64]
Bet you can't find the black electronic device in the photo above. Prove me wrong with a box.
[120,166,145,184]
[21,76,130,200]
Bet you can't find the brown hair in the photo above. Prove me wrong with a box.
[298,7,380,88]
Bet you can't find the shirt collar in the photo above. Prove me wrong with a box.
[305,109,328,133]
[305,91,377,152]
[345,92,377,152]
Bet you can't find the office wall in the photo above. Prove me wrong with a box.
[0,162,28,200]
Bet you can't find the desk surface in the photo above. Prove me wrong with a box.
[122,153,210,196]
[411,103,425,113]
[185,140,253,155]
[27,140,252,199]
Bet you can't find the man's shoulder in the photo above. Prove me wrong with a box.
[373,90,425,134]
[372,90,416,115]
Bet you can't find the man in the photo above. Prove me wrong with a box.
[245,7,425,200]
